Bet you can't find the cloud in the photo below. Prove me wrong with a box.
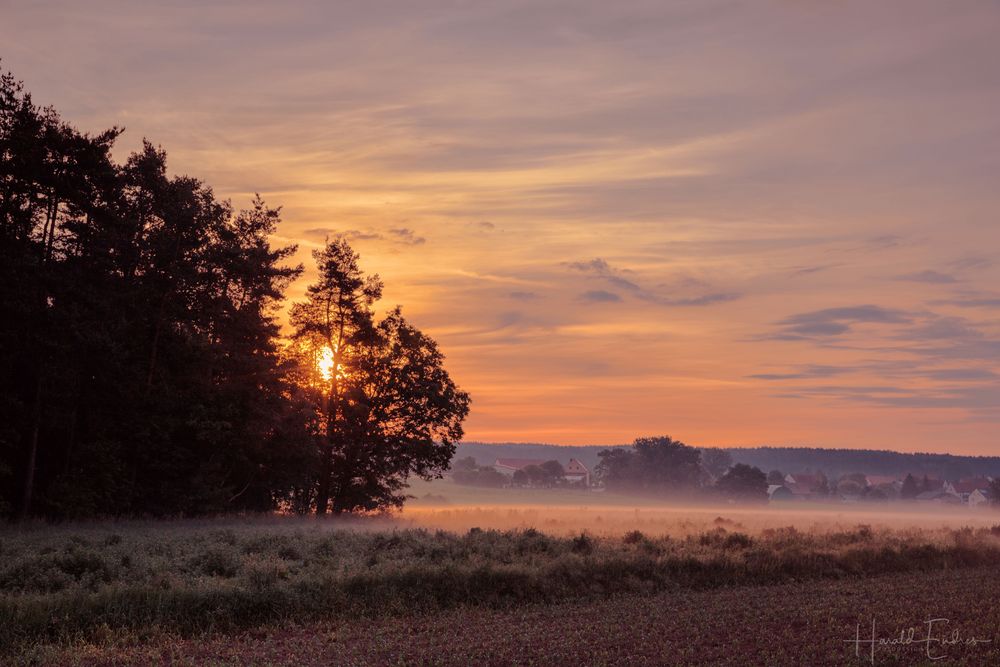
[749,365,853,380]
[580,290,622,303]
[893,270,957,284]
[772,305,913,338]
[388,227,426,245]
[790,264,841,276]
[925,368,997,381]
[937,296,1000,308]
[303,228,382,241]
[659,292,741,307]
[299,227,426,246]
[903,316,983,341]
[567,258,614,274]
[566,258,737,306]
[949,256,993,271]
[509,291,539,300]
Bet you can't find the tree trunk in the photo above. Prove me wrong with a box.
[18,373,43,521]
[315,390,334,515]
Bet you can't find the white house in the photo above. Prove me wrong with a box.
[563,458,591,486]
[969,488,993,508]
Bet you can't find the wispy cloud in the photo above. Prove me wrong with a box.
[579,289,622,303]
[769,305,913,339]
[893,270,957,284]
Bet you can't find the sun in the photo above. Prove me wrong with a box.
[317,345,335,382]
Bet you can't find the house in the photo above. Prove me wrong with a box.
[784,473,823,487]
[915,490,962,504]
[782,473,827,500]
[785,482,810,498]
[493,457,591,487]
[969,488,993,508]
[493,458,547,476]
[865,475,900,489]
[953,477,993,503]
[768,485,794,501]
[914,477,958,495]
[563,458,591,486]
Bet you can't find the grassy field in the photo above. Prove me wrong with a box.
[32,565,1000,666]
[4,509,1000,662]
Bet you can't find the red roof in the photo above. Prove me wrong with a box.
[955,478,992,494]
[788,473,823,489]
[494,458,547,470]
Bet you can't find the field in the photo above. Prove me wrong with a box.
[37,566,1000,666]
[5,485,1000,665]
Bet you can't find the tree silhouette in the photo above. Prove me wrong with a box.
[715,464,768,501]
[701,448,733,481]
[290,239,469,514]
[597,436,702,494]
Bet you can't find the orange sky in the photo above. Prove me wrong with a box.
[3,1,1000,453]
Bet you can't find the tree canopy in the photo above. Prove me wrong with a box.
[596,436,703,494]
[714,464,768,502]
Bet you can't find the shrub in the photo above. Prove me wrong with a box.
[623,530,645,545]
[571,533,594,555]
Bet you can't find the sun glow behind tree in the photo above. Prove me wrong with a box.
[289,238,470,514]
[317,345,336,383]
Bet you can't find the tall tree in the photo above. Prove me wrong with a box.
[597,435,702,494]
[701,448,733,481]
[715,464,768,502]
[290,239,469,514]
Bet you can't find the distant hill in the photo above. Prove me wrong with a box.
[456,442,1000,481]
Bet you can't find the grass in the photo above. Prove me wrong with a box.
[4,517,1000,656]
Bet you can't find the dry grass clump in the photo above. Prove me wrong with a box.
[2,519,1000,652]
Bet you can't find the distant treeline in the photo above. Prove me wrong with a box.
[456,443,1000,481]
[726,447,1000,481]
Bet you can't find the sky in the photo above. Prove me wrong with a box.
[3,1,1000,453]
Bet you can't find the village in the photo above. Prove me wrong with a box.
[450,455,997,509]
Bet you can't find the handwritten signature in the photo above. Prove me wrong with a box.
[845,618,992,663]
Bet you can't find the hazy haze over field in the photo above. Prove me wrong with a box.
[4,1,1000,451]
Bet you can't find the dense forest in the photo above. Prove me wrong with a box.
[0,69,467,519]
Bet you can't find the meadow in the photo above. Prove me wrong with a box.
[5,484,1000,664]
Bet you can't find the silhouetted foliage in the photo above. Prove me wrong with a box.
[701,449,733,481]
[901,474,920,499]
[989,479,1000,506]
[288,239,470,514]
[715,464,767,502]
[0,68,466,518]
[452,458,507,488]
[597,436,702,494]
